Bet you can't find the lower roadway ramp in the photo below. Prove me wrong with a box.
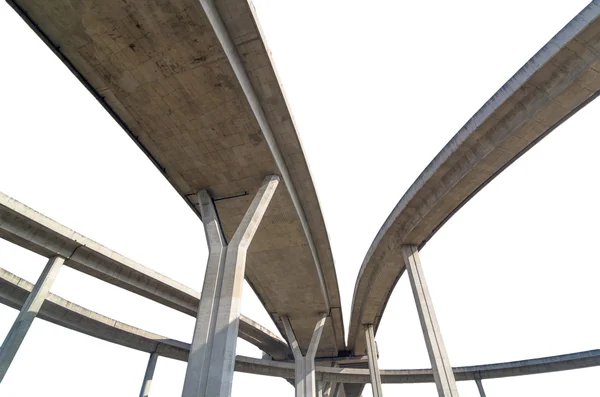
[1,266,598,389]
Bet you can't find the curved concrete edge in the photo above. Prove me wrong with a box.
[236,350,600,383]
[0,267,190,362]
[1,267,596,384]
[0,248,288,360]
[6,0,345,355]
[348,0,600,352]
[246,0,346,350]
[0,191,199,314]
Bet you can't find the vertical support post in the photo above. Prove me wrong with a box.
[0,256,64,382]
[323,381,338,397]
[317,381,324,397]
[402,245,459,397]
[139,352,159,397]
[182,175,280,397]
[474,375,486,397]
[282,315,327,397]
[364,324,383,397]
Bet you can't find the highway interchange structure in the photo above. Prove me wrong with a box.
[1,0,600,396]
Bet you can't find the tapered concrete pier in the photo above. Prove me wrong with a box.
[0,256,64,382]
[182,175,280,397]
[283,315,327,397]
[402,245,459,397]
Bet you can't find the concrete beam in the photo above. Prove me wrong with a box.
[0,192,289,359]
[0,256,63,382]
[364,324,383,397]
[195,0,331,315]
[403,245,459,397]
[139,352,159,397]
[0,272,598,384]
[183,175,280,397]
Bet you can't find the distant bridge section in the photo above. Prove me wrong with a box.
[1,266,597,385]
[348,1,600,356]
[0,192,289,359]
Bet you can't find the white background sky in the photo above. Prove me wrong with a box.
[1,0,599,396]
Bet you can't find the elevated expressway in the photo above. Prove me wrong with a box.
[7,0,345,361]
[2,266,599,386]
[343,2,600,396]
[0,191,289,359]
[348,0,600,355]
[4,0,600,396]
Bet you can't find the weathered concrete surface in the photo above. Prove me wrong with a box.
[183,175,279,397]
[348,1,600,355]
[283,315,327,397]
[139,352,159,397]
[0,267,191,361]
[403,246,458,397]
[0,196,289,362]
[0,256,63,381]
[1,268,598,384]
[364,324,382,397]
[7,0,344,357]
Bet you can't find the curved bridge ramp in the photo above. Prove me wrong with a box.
[1,266,598,390]
[6,0,345,357]
[348,0,600,357]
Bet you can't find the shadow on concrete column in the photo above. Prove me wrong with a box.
[0,256,64,382]
[364,324,383,397]
[282,315,328,397]
[182,175,280,397]
[402,245,459,397]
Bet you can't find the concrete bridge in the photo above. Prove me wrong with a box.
[2,0,600,396]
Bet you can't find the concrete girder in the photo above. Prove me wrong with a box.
[0,191,289,360]
[195,0,331,317]
[182,175,280,397]
[347,0,600,357]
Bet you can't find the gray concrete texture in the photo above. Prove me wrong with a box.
[183,175,279,397]
[348,0,600,356]
[139,352,159,397]
[1,266,599,384]
[0,191,289,359]
[282,315,327,397]
[363,324,383,397]
[6,0,344,357]
[403,246,459,397]
[0,256,63,381]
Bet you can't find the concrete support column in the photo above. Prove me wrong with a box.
[402,245,459,397]
[474,375,486,397]
[282,315,327,397]
[139,352,159,397]
[323,381,338,397]
[0,256,64,382]
[182,175,280,397]
[364,324,383,397]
